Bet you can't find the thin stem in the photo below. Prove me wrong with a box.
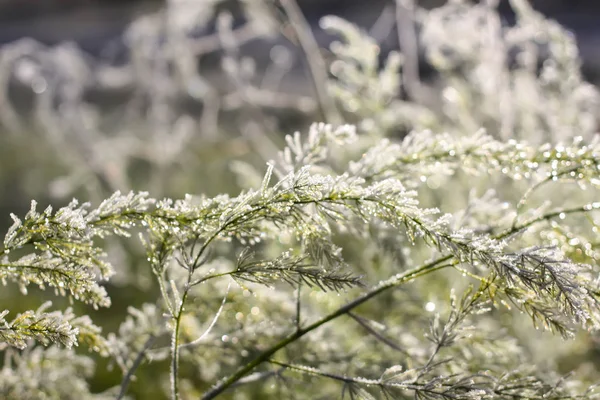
[170,287,189,400]
[499,204,596,240]
[117,335,157,400]
[512,176,553,228]
[348,312,408,355]
[180,281,231,349]
[268,359,380,385]
[278,0,340,123]
[190,271,233,287]
[230,371,280,389]
[295,281,302,332]
[157,276,175,318]
[395,0,421,100]
[271,358,590,400]
[511,165,583,229]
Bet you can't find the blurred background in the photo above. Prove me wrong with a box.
[1,0,600,90]
[0,0,598,200]
[0,1,599,68]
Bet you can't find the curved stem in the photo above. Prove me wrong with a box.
[117,335,157,400]
[170,287,188,400]
[395,0,421,100]
[499,204,596,240]
[278,0,340,123]
[190,271,233,287]
[348,312,409,355]
[511,165,583,229]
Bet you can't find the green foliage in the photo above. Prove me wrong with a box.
[0,0,600,399]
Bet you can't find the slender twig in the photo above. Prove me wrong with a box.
[170,235,215,399]
[395,0,421,100]
[278,0,340,123]
[369,4,397,43]
[511,165,584,229]
[348,312,409,355]
[190,271,233,287]
[180,281,231,349]
[230,371,280,388]
[500,204,598,240]
[269,359,379,385]
[295,281,302,332]
[271,359,591,400]
[168,195,266,399]
[170,286,189,400]
[117,335,157,400]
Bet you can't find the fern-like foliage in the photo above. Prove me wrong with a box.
[3,120,598,398]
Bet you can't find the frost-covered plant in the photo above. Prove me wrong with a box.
[419,0,599,143]
[2,120,600,398]
[1,0,600,399]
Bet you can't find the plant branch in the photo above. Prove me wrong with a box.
[348,312,409,355]
[278,0,340,123]
[499,203,599,240]
[117,335,157,400]
[395,0,421,100]
[201,200,599,398]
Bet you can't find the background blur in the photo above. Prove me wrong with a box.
[0,1,599,60]
[1,1,600,83]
